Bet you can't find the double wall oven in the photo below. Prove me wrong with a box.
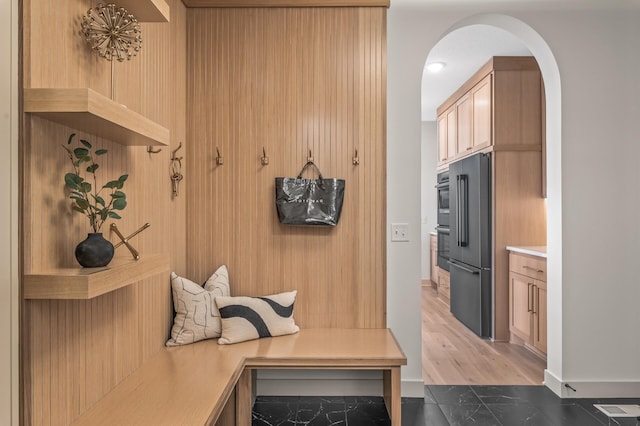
[435,171,450,271]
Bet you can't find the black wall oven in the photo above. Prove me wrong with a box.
[436,171,450,227]
[436,226,450,271]
[435,171,450,271]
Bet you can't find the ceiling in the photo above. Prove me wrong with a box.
[421,25,531,121]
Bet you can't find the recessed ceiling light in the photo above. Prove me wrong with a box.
[426,62,446,73]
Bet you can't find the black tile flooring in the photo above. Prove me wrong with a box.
[251,385,640,425]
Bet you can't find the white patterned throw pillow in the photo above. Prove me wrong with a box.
[215,291,299,345]
[166,265,231,347]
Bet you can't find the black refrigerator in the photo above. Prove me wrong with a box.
[448,153,492,338]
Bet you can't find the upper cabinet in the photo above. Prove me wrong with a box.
[437,113,448,163]
[436,105,459,163]
[456,93,473,154]
[436,57,543,168]
[472,75,492,150]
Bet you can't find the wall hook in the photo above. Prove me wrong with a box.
[171,142,183,161]
[352,148,360,166]
[171,142,184,198]
[216,147,224,165]
[261,147,269,165]
[147,146,162,154]
[307,149,314,163]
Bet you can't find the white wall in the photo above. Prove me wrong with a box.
[1,0,20,423]
[421,121,437,280]
[387,4,640,397]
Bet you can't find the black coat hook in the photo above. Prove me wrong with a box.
[352,148,360,165]
[261,147,269,165]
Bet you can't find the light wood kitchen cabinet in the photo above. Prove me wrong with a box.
[429,233,449,304]
[436,57,542,169]
[430,234,438,288]
[436,105,460,166]
[532,281,547,353]
[437,269,450,305]
[472,75,492,150]
[437,114,448,163]
[509,251,547,357]
[446,107,457,162]
[456,93,473,154]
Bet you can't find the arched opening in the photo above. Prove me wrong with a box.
[419,14,562,391]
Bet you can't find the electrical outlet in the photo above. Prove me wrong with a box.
[391,223,409,242]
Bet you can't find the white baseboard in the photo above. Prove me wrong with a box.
[401,379,426,398]
[545,369,640,398]
[543,369,563,397]
[255,370,425,398]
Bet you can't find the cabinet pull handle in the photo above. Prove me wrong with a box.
[466,147,472,151]
[522,265,544,273]
[527,283,533,312]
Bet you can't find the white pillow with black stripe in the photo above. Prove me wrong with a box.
[166,265,231,347]
[215,291,299,345]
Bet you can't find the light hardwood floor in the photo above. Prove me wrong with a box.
[422,284,545,385]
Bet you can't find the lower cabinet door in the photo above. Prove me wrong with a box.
[532,280,547,354]
[509,271,532,342]
[437,269,450,302]
[430,235,438,286]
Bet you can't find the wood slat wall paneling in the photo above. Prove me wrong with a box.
[186,7,386,329]
[21,0,187,424]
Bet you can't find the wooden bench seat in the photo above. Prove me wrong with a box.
[71,328,407,426]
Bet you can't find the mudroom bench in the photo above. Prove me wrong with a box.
[71,328,407,426]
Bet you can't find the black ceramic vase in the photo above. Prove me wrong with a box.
[75,233,115,268]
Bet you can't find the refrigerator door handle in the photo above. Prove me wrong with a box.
[447,260,480,275]
[459,174,468,247]
[456,175,461,246]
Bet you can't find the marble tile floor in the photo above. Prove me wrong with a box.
[251,385,640,426]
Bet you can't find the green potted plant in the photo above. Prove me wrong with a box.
[62,133,128,267]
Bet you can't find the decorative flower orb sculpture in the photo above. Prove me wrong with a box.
[81,3,142,62]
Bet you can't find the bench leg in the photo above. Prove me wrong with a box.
[383,367,401,426]
[236,368,255,425]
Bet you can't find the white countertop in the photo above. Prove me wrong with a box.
[506,245,547,258]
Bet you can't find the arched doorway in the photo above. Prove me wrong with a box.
[419,14,562,391]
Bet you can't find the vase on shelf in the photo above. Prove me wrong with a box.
[75,233,114,268]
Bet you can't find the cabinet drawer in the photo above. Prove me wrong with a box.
[509,253,546,281]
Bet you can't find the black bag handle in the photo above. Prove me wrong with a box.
[296,161,324,180]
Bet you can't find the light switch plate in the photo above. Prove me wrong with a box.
[391,223,409,242]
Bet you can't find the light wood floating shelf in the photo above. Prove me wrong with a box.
[24,88,170,147]
[118,0,170,22]
[23,254,170,300]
